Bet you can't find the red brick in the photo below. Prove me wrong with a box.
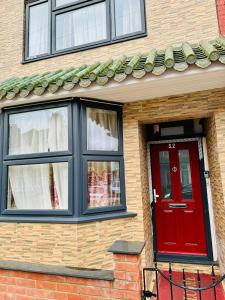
[113,280,139,291]
[124,255,140,263]
[7,286,27,295]
[113,254,127,261]
[16,278,35,288]
[216,0,225,34]
[0,292,15,300]
[108,289,125,299]
[36,280,57,290]
[114,262,139,272]
[66,277,112,288]
[0,283,8,292]
[0,276,17,285]
[126,290,141,300]
[76,285,103,296]
[68,295,91,300]
[26,273,66,283]
[114,271,126,280]
[57,283,79,293]
[15,296,34,300]
[125,271,141,282]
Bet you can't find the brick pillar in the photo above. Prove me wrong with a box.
[108,240,145,300]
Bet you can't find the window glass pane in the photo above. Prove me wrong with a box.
[115,0,142,36]
[87,108,118,151]
[28,2,49,58]
[159,151,172,199]
[7,162,68,210]
[179,150,193,199]
[87,161,121,208]
[56,0,78,6]
[9,107,68,155]
[56,2,107,51]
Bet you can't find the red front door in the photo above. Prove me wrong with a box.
[151,141,207,256]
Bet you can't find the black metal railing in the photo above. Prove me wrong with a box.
[142,263,225,300]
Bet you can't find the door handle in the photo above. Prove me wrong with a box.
[169,203,187,208]
[153,189,159,203]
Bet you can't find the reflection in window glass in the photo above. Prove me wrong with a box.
[179,150,193,199]
[56,0,78,6]
[56,2,107,50]
[159,151,171,199]
[115,0,142,36]
[28,2,49,58]
[87,161,121,208]
[87,108,118,151]
[7,162,68,210]
[9,107,68,155]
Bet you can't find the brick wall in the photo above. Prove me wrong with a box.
[0,0,219,82]
[1,88,225,270]
[0,252,143,300]
[216,0,225,35]
[206,114,225,274]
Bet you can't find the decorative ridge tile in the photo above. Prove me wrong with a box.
[0,36,225,101]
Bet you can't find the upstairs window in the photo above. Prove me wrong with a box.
[25,0,146,60]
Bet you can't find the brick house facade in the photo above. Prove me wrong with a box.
[0,0,225,298]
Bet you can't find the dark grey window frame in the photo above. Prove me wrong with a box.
[25,0,52,60]
[82,156,126,215]
[0,98,127,222]
[80,101,125,214]
[24,0,147,62]
[2,101,73,216]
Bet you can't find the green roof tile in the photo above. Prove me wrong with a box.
[0,36,225,101]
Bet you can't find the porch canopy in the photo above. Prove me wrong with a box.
[1,36,225,107]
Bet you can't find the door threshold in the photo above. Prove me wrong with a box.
[156,254,217,265]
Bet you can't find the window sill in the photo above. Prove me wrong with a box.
[22,33,147,64]
[0,211,137,224]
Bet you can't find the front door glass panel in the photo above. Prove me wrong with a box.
[178,149,193,200]
[159,151,171,200]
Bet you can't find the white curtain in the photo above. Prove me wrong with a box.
[8,113,51,209]
[87,108,118,151]
[56,2,107,51]
[48,113,68,209]
[28,2,49,58]
[9,164,52,209]
[8,109,68,210]
[115,0,142,36]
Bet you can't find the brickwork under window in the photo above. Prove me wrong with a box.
[0,251,143,300]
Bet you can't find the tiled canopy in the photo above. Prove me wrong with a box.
[1,37,225,101]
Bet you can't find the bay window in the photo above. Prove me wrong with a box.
[25,0,146,60]
[1,99,126,221]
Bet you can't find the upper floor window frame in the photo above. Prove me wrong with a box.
[24,0,147,62]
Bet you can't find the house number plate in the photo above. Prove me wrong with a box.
[169,143,176,149]
[172,166,177,173]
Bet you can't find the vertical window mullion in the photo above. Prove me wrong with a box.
[0,113,4,215]
[110,0,116,40]
[49,0,53,55]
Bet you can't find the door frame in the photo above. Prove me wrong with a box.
[147,137,215,263]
